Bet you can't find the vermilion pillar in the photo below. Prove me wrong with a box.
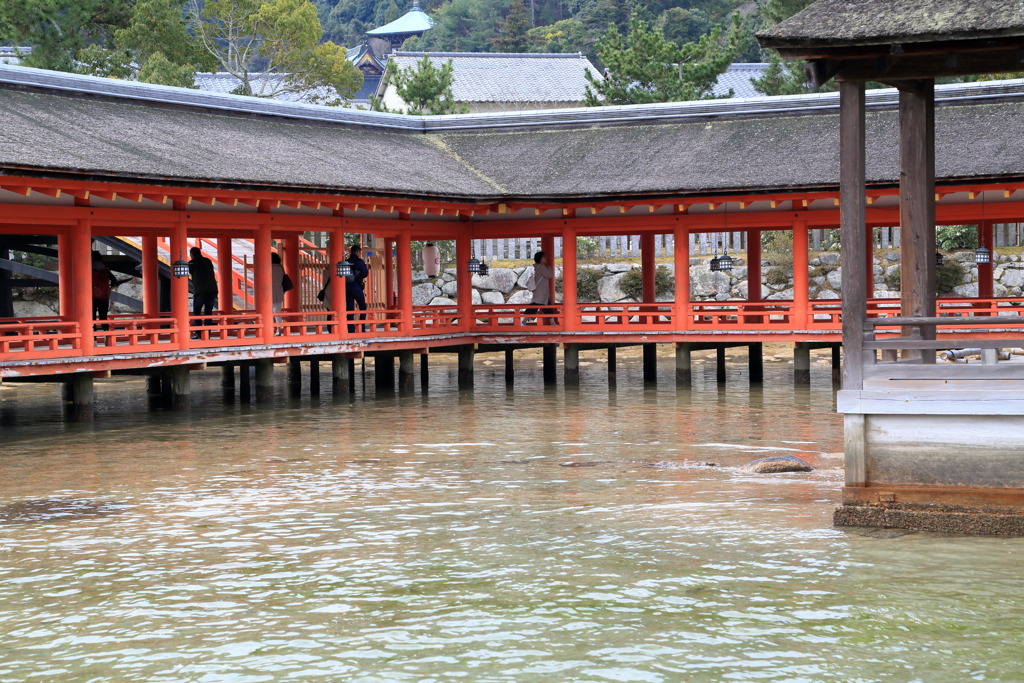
[384,238,395,308]
[673,224,690,329]
[641,232,656,302]
[541,235,555,309]
[57,231,72,318]
[217,236,233,313]
[284,234,300,312]
[329,227,345,334]
[142,234,159,316]
[745,228,763,324]
[71,221,94,355]
[562,228,578,329]
[792,221,809,328]
[978,219,994,299]
[456,232,472,331]
[255,224,274,343]
[170,213,190,347]
[397,231,413,332]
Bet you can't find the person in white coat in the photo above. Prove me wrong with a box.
[526,251,555,324]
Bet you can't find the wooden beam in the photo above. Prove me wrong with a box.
[840,80,867,391]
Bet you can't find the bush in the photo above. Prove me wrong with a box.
[576,236,599,258]
[761,230,794,278]
[882,260,967,296]
[765,266,790,286]
[555,267,604,302]
[619,265,674,300]
[937,225,978,251]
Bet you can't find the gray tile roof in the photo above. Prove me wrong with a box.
[192,72,346,103]
[759,0,1024,50]
[385,52,602,103]
[4,63,1024,202]
[711,63,771,99]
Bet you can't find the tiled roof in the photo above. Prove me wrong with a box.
[366,2,434,37]
[0,46,30,65]
[711,63,771,99]
[385,52,602,103]
[193,72,370,104]
[759,0,1024,50]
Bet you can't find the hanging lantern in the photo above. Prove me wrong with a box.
[467,257,482,274]
[935,251,945,266]
[709,255,722,272]
[478,262,490,276]
[422,242,441,277]
[173,259,190,278]
[336,260,352,278]
[717,252,734,272]
[975,245,992,264]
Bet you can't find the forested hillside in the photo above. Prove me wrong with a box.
[315,0,765,64]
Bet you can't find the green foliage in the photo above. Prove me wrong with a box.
[0,0,132,71]
[527,19,588,53]
[375,54,468,114]
[138,51,201,87]
[821,228,841,251]
[883,261,968,296]
[751,0,839,96]
[761,230,793,278]
[583,14,743,106]
[193,0,362,101]
[937,224,978,251]
[576,236,599,258]
[555,267,604,302]
[491,0,530,51]
[619,265,673,300]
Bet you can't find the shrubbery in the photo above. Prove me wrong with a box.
[555,267,604,302]
[619,265,674,300]
[883,260,967,296]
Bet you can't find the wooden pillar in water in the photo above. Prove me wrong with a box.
[716,346,726,384]
[146,372,163,396]
[978,219,995,299]
[748,342,764,384]
[287,357,302,397]
[542,344,557,386]
[564,344,579,387]
[332,354,351,394]
[166,366,190,410]
[607,346,617,385]
[458,345,475,388]
[239,362,252,401]
[643,343,657,385]
[255,359,274,403]
[840,79,868,394]
[220,365,235,398]
[641,233,656,302]
[832,345,842,385]
[309,359,320,397]
[420,353,429,390]
[675,343,692,387]
[794,342,811,385]
[398,350,414,393]
[62,374,94,419]
[375,353,395,390]
[792,220,809,329]
[504,349,514,386]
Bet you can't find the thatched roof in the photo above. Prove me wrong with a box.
[3,64,1024,202]
[759,0,1024,51]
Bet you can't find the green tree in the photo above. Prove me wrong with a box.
[0,0,131,71]
[374,54,468,115]
[583,15,742,106]
[527,19,586,53]
[492,0,531,52]
[192,0,362,102]
[753,0,834,96]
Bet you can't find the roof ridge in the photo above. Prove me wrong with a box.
[392,52,585,59]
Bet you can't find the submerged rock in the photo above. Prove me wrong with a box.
[739,455,814,474]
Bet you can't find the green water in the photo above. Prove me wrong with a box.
[0,355,1021,681]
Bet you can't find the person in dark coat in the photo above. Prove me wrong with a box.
[346,245,369,333]
[91,250,119,331]
[188,247,218,338]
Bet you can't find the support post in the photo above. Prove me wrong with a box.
[170,210,190,348]
[255,359,274,403]
[239,362,252,401]
[420,352,429,390]
[541,235,555,320]
[542,344,556,386]
[832,345,842,385]
[504,348,514,386]
[332,354,351,394]
[641,232,656,302]
[399,349,414,393]
[794,342,811,385]
[716,346,726,384]
[673,224,690,330]
[255,224,274,343]
[384,237,395,309]
[458,345,475,388]
[643,343,657,385]
[397,231,413,333]
[898,79,937,361]
[562,228,578,330]
[142,234,160,316]
[792,221,809,328]
[564,344,579,387]
[147,373,163,396]
[978,219,995,299]
[283,234,301,313]
[375,353,395,390]
[58,232,72,317]
[675,343,692,387]
[221,365,235,396]
[288,356,302,397]
[309,359,320,396]
[456,233,473,332]
[329,228,345,335]
[167,365,191,410]
[71,221,95,356]
[607,346,617,384]
[217,236,233,313]
[748,342,763,384]
[839,79,868,391]
[62,374,94,419]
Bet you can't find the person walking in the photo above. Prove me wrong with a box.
[188,247,218,339]
[526,250,555,324]
[345,245,369,333]
[91,250,119,332]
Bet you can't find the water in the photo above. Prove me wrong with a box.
[0,353,1021,681]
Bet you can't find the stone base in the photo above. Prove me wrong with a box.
[834,501,1024,536]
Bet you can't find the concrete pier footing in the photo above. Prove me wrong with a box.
[399,350,414,393]
[458,345,475,388]
[166,366,190,410]
[255,360,274,403]
[675,343,691,387]
[564,344,580,387]
[62,374,94,419]
[794,342,811,385]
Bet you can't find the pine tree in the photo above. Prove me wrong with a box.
[753,0,833,96]
[374,55,468,115]
[583,15,742,106]
[491,0,531,52]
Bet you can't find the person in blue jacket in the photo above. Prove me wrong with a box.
[346,245,369,332]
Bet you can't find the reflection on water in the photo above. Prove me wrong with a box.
[0,355,1020,681]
